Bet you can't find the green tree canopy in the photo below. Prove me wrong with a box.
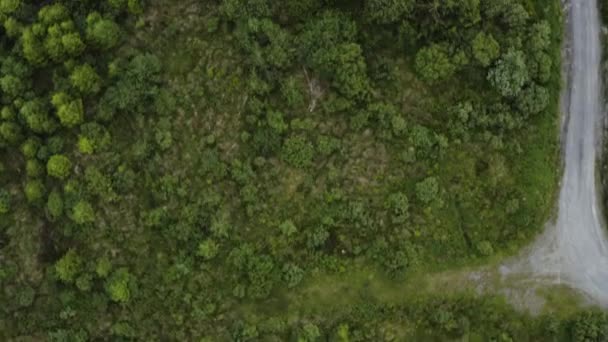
[415,44,456,83]
[47,154,72,180]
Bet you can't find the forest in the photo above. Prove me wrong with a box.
[1,0,607,341]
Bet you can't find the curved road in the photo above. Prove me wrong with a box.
[523,0,608,304]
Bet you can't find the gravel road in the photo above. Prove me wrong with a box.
[506,0,608,305]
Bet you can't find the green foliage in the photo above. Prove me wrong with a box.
[21,138,39,159]
[0,0,21,14]
[197,239,220,260]
[24,179,45,202]
[488,49,529,97]
[96,257,112,278]
[282,135,314,168]
[415,44,456,83]
[106,268,134,303]
[26,159,42,177]
[47,154,72,180]
[72,200,95,224]
[416,177,439,204]
[364,0,414,24]
[52,93,84,128]
[0,0,566,339]
[569,310,608,342]
[0,189,10,214]
[0,121,22,144]
[86,12,121,50]
[16,286,35,308]
[386,192,409,224]
[472,32,500,67]
[3,17,22,37]
[55,249,82,283]
[47,190,64,218]
[313,43,370,99]
[20,100,56,134]
[517,84,550,115]
[71,64,101,94]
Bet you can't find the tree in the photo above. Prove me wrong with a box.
[24,179,45,202]
[312,43,370,99]
[415,44,455,83]
[86,12,121,50]
[0,0,22,14]
[0,189,10,214]
[0,121,22,144]
[26,159,42,177]
[61,32,85,56]
[364,0,414,24]
[56,98,84,128]
[472,32,500,67]
[47,154,72,180]
[416,177,439,204]
[21,138,40,158]
[106,268,135,303]
[55,249,82,283]
[1,75,26,99]
[47,190,64,218]
[72,200,95,224]
[71,64,101,94]
[488,50,529,97]
[22,26,46,65]
[95,257,112,278]
[298,10,357,63]
[3,17,22,38]
[517,84,549,116]
[20,100,56,134]
[38,4,68,24]
[386,192,409,224]
[570,310,608,342]
[282,135,314,168]
[282,263,304,288]
[197,239,220,260]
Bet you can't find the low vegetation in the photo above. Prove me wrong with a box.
[1,0,604,340]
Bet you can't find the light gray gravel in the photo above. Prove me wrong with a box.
[503,0,608,305]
